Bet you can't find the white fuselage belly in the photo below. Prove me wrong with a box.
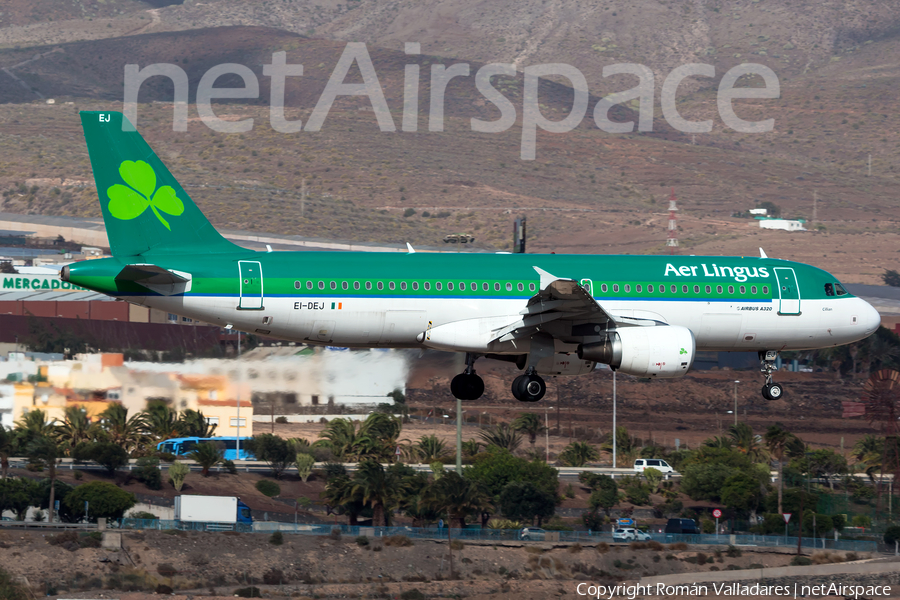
[137,292,872,354]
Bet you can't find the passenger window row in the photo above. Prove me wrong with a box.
[599,283,769,296]
[293,280,539,293]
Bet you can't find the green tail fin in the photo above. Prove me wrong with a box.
[80,110,242,257]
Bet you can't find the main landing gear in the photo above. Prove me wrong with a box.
[451,353,485,401]
[759,350,784,400]
[511,368,547,403]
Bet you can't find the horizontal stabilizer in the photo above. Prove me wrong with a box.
[116,264,189,285]
[116,264,192,296]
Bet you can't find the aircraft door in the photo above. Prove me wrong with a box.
[580,279,594,297]
[238,261,264,309]
[774,267,800,315]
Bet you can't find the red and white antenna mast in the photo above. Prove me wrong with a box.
[666,187,679,255]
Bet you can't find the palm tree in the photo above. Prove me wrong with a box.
[357,413,403,461]
[318,418,359,460]
[144,403,181,441]
[558,441,599,467]
[415,434,449,462]
[600,426,635,454]
[477,423,523,453]
[323,474,365,525]
[56,406,97,450]
[703,436,734,449]
[0,426,20,479]
[419,472,492,578]
[512,413,546,447]
[728,422,770,463]
[178,409,217,438]
[764,423,800,514]
[98,404,149,453]
[852,434,884,483]
[15,409,54,444]
[187,442,223,477]
[26,435,64,523]
[350,459,394,526]
[460,440,482,458]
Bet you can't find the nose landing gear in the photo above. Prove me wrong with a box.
[759,350,784,400]
[450,353,485,401]
[511,368,547,402]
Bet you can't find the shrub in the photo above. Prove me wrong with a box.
[262,568,288,585]
[269,531,283,546]
[726,545,742,558]
[167,461,189,491]
[647,540,663,551]
[449,540,464,550]
[669,542,688,550]
[223,459,237,474]
[73,470,83,481]
[595,542,609,553]
[790,556,812,566]
[323,462,347,479]
[234,587,262,597]
[275,416,289,424]
[884,525,900,545]
[400,590,426,600]
[696,552,708,565]
[384,535,413,547]
[128,511,158,520]
[329,527,341,540]
[851,515,872,529]
[564,483,575,499]
[255,479,281,497]
[135,457,162,490]
[155,584,173,594]
[568,543,583,553]
[64,481,136,522]
[356,536,370,547]
[295,453,315,483]
[156,563,178,578]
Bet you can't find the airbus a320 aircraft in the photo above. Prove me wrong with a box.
[62,111,881,402]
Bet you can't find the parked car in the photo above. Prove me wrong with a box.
[664,518,701,535]
[520,527,546,541]
[613,527,651,542]
[633,458,675,474]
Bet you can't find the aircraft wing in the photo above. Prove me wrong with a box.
[489,267,657,345]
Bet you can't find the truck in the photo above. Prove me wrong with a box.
[174,495,253,528]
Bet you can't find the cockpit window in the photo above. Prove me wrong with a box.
[835,283,848,296]
[824,283,835,297]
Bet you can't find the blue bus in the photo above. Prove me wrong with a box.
[157,437,255,461]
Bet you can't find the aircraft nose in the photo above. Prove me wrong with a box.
[859,298,881,336]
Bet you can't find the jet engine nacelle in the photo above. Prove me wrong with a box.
[577,325,695,378]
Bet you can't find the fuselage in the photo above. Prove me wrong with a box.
[64,251,881,357]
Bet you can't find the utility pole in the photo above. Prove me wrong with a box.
[300,178,308,217]
[733,380,740,426]
[544,405,550,463]
[236,330,241,458]
[812,190,817,225]
[456,397,463,475]
[612,370,617,469]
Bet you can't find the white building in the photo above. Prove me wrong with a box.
[758,218,807,232]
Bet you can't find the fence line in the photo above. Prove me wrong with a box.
[113,519,877,552]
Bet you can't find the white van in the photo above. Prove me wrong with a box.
[633,458,675,474]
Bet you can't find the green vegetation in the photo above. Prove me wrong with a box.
[255,479,281,497]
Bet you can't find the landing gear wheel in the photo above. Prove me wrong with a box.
[765,382,784,400]
[758,350,784,400]
[451,373,485,401]
[511,372,546,402]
